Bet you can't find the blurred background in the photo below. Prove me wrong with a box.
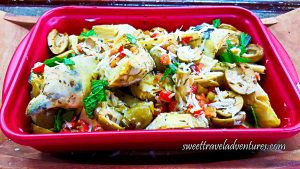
[0,0,300,18]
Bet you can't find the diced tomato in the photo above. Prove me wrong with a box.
[77,43,83,53]
[190,85,198,94]
[160,54,170,65]
[159,90,173,102]
[77,120,89,132]
[118,52,126,59]
[93,125,103,132]
[181,36,192,45]
[60,128,70,133]
[255,72,261,81]
[195,63,204,72]
[150,33,159,38]
[32,63,45,74]
[235,125,248,129]
[193,109,204,117]
[168,100,177,112]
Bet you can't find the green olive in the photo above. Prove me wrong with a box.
[47,29,68,55]
[149,47,166,71]
[214,91,244,118]
[122,102,154,129]
[241,44,264,63]
[97,108,124,131]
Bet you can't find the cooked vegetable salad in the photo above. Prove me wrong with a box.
[26,20,281,133]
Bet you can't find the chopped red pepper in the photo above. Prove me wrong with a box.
[160,54,170,65]
[235,125,248,129]
[168,100,177,112]
[193,109,204,117]
[190,85,198,94]
[150,33,159,38]
[77,120,89,132]
[195,63,204,72]
[32,63,45,74]
[92,124,103,132]
[181,36,192,45]
[60,128,71,133]
[159,90,173,102]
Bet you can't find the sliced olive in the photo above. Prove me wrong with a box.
[219,24,238,31]
[47,29,68,54]
[122,102,154,129]
[31,123,54,134]
[241,44,264,63]
[97,108,124,131]
[225,64,257,95]
[212,111,246,128]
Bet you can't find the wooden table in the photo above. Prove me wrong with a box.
[0,8,300,168]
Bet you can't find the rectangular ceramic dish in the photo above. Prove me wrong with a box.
[1,6,300,152]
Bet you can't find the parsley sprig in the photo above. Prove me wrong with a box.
[44,56,75,67]
[83,80,108,119]
[80,29,97,37]
[219,32,252,63]
[212,19,221,28]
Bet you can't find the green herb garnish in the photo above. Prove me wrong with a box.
[250,106,259,128]
[83,80,109,119]
[212,19,221,28]
[202,28,214,40]
[53,110,63,132]
[80,29,97,37]
[240,33,251,48]
[63,57,75,66]
[126,34,137,44]
[161,63,179,81]
[219,40,250,63]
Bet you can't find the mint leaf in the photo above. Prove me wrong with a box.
[212,19,221,28]
[220,40,250,63]
[240,33,251,47]
[80,29,97,37]
[83,80,108,118]
[126,34,137,44]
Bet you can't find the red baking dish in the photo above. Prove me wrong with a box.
[1,6,300,152]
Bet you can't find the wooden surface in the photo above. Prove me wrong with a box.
[0,8,300,168]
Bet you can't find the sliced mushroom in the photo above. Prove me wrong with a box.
[241,44,264,63]
[47,29,69,55]
[225,64,257,95]
[212,111,246,128]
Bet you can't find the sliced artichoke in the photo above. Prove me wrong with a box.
[177,46,202,62]
[92,24,136,42]
[146,112,208,129]
[243,84,280,128]
[225,64,257,95]
[47,29,68,54]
